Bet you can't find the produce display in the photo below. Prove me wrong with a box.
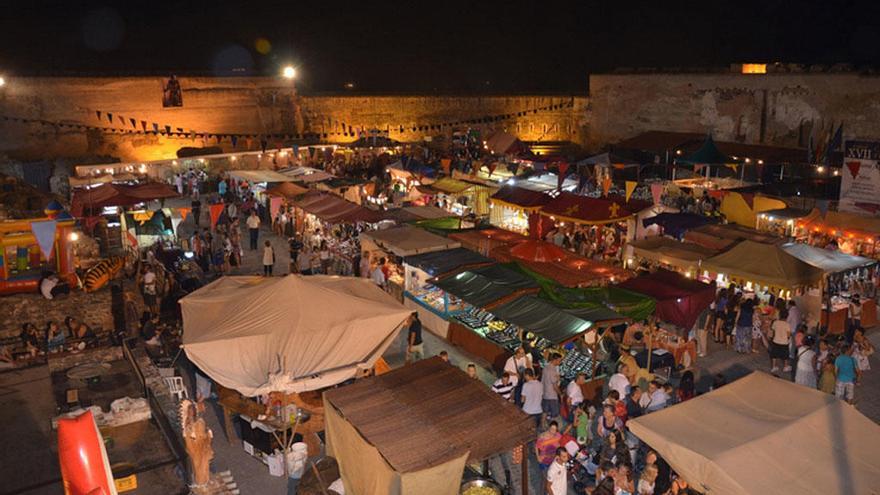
[558,348,594,380]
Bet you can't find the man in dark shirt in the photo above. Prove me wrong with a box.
[191,198,202,227]
[624,387,643,421]
[406,312,423,363]
[288,236,303,274]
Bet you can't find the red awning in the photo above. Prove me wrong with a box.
[294,192,384,224]
[492,242,634,288]
[71,182,179,217]
[617,269,716,329]
[541,192,636,225]
[508,240,567,262]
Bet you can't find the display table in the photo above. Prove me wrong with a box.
[404,293,451,338]
[447,321,511,372]
[821,307,848,335]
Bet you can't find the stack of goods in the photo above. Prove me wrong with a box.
[559,349,593,380]
[486,320,521,350]
[411,284,466,313]
[456,306,494,329]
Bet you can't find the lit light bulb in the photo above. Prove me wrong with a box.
[282,66,296,79]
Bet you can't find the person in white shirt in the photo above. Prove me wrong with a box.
[370,258,387,288]
[520,369,543,429]
[644,380,668,413]
[566,373,586,411]
[298,248,314,275]
[246,211,261,250]
[607,363,631,399]
[262,240,275,276]
[545,447,570,495]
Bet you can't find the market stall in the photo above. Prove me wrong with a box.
[794,207,880,259]
[781,242,878,332]
[755,208,812,237]
[448,228,529,256]
[265,181,309,201]
[228,169,297,202]
[683,223,780,251]
[539,192,641,262]
[360,226,461,301]
[488,185,551,235]
[324,358,536,495]
[628,371,880,495]
[491,240,635,287]
[641,212,717,240]
[617,269,716,367]
[70,182,179,217]
[408,264,538,338]
[625,236,719,277]
[402,248,493,291]
[701,239,824,298]
[421,176,497,216]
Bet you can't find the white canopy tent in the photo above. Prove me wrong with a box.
[228,169,295,183]
[628,372,880,495]
[180,275,411,397]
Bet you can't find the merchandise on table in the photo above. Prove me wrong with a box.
[410,284,466,314]
[455,305,495,329]
[558,348,594,380]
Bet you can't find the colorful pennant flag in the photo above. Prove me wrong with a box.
[601,177,612,196]
[651,183,664,205]
[177,207,191,221]
[30,220,57,259]
[440,158,451,174]
[625,181,637,202]
[209,204,225,229]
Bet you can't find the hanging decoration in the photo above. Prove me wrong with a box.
[601,177,612,196]
[209,204,224,229]
[625,181,637,202]
[30,220,58,260]
[651,183,664,205]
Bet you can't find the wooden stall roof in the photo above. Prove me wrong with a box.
[323,357,535,473]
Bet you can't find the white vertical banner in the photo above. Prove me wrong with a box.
[840,140,880,215]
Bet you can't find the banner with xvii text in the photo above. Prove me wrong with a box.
[840,140,880,215]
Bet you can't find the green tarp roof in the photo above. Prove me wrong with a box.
[677,135,741,165]
[434,264,538,308]
[490,295,625,345]
[540,285,657,322]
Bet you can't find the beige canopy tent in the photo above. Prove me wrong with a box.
[324,358,535,495]
[180,275,410,396]
[360,225,461,257]
[228,169,295,183]
[628,372,880,495]
[627,236,719,274]
[702,239,824,291]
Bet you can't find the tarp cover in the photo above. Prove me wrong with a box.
[489,295,596,344]
[781,242,876,274]
[448,228,529,256]
[433,264,538,307]
[702,240,824,289]
[541,192,636,225]
[403,248,493,276]
[180,275,410,396]
[360,226,460,257]
[70,182,179,217]
[428,177,474,194]
[491,185,552,209]
[675,134,740,165]
[294,192,385,224]
[617,269,716,329]
[642,213,717,240]
[325,358,534,495]
[493,245,635,288]
[228,169,295,183]
[628,236,718,272]
[265,181,309,199]
[540,285,656,322]
[628,372,880,495]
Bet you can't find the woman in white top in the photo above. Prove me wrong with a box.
[637,463,658,495]
[262,240,275,276]
[794,335,818,388]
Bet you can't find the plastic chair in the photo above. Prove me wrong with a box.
[164,376,188,401]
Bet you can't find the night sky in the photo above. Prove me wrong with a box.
[4,0,880,93]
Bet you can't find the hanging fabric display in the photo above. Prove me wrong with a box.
[269,197,283,221]
[29,220,57,260]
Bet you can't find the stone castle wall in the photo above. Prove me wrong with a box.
[587,72,880,148]
[0,76,584,163]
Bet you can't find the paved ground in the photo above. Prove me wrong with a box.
[3,201,879,495]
